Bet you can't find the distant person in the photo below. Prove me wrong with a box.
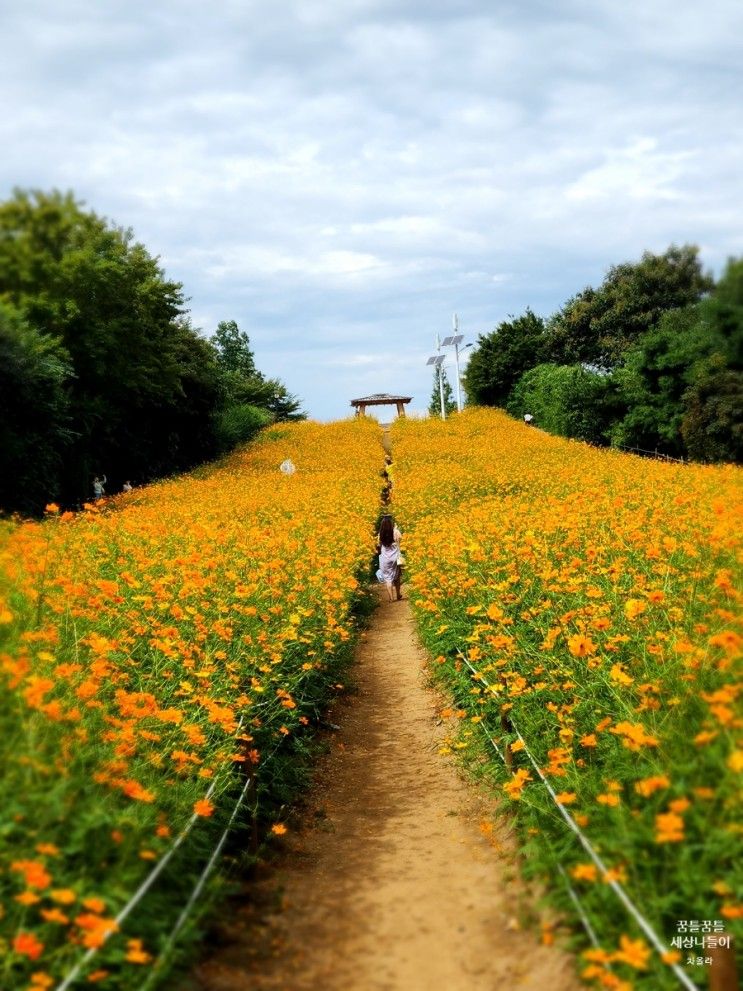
[279,459,296,475]
[122,480,133,493]
[93,475,107,500]
[524,414,534,426]
[376,514,404,602]
[384,454,395,487]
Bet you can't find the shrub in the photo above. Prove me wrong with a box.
[214,403,273,453]
[507,363,616,444]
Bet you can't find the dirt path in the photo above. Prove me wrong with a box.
[186,590,581,991]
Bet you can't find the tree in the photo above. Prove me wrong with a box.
[428,366,457,417]
[262,379,306,421]
[507,363,618,445]
[681,357,743,463]
[463,309,547,407]
[209,319,306,424]
[212,319,258,379]
[612,257,743,460]
[0,302,73,514]
[610,307,706,456]
[680,257,743,462]
[0,189,223,505]
[546,245,713,369]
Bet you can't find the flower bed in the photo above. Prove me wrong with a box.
[392,408,742,990]
[0,419,381,990]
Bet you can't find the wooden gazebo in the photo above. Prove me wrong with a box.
[350,393,412,418]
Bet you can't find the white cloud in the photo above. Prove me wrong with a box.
[1,0,742,418]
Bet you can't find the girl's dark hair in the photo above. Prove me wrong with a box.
[379,516,394,547]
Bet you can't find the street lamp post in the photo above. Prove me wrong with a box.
[426,347,446,420]
[441,313,472,412]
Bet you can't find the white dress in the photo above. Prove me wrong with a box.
[376,542,400,585]
[376,527,402,585]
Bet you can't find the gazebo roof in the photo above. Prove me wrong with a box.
[350,393,413,407]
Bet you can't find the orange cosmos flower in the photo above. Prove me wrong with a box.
[34,843,60,857]
[121,780,156,803]
[51,888,77,905]
[609,663,633,686]
[608,721,658,750]
[15,891,41,906]
[74,914,119,949]
[10,860,52,890]
[655,812,684,843]
[29,974,54,990]
[81,897,106,914]
[40,908,70,924]
[612,934,650,970]
[125,938,152,964]
[624,599,647,620]
[571,863,598,882]
[13,932,44,959]
[555,791,577,804]
[634,775,670,797]
[567,634,597,657]
[193,799,214,817]
[503,768,532,799]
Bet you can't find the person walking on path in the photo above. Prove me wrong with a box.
[376,514,404,602]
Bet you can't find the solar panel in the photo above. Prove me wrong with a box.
[450,333,464,346]
[441,335,454,346]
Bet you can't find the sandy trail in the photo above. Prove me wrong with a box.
[185,590,581,991]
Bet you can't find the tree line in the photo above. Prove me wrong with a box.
[463,245,742,463]
[0,189,304,515]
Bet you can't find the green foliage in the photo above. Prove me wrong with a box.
[463,309,547,407]
[428,366,457,416]
[214,403,273,453]
[262,379,306,421]
[0,302,73,514]
[612,257,743,460]
[610,307,708,456]
[209,320,306,424]
[0,189,223,509]
[681,358,743,463]
[507,363,617,444]
[546,245,712,369]
[212,319,258,378]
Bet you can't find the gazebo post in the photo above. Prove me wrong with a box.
[350,394,412,419]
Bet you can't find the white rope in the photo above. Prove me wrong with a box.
[456,652,700,991]
[138,773,255,991]
[54,718,244,991]
[556,862,603,950]
[52,652,338,988]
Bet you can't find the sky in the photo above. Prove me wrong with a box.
[2,0,742,419]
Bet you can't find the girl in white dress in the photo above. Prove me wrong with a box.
[376,514,403,601]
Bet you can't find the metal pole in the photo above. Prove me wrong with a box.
[454,342,463,412]
[453,314,462,412]
[436,333,446,420]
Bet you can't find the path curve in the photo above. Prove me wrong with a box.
[187,590,581,991]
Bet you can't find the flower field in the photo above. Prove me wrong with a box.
[0,419,381,990]
[391,409,742,991]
